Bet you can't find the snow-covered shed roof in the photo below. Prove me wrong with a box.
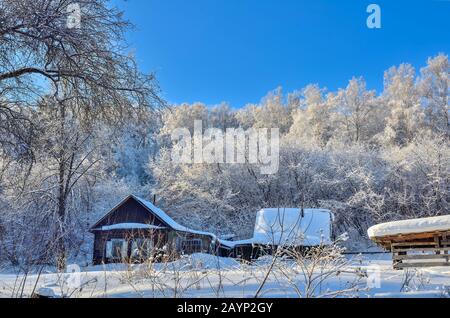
[368,215,450,239]
[220,208,334,248]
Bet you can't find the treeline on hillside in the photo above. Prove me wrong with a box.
[150,55,449,242]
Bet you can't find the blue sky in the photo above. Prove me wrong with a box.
[115,0,450,107]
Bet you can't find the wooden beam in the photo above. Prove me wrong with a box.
[394,262,450,269]
[393,247,450,253]
[394,254,450,261]
[392,242,438,247]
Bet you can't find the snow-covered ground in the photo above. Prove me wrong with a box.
[0,253,449,298]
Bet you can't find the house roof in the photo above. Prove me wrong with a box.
[132,195,217,239]
[220,208,334,248]
[90,195,216,240]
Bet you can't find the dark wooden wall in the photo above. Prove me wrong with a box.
[92,229,169,265]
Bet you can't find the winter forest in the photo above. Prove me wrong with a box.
[0,0,449,272]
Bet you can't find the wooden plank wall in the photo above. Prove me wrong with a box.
[391,231,450,270]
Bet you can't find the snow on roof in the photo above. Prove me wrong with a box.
[132,195,217,240]
[368,215,450,239]
[220,208,334,248]
[254,208,333,246]
[218,239,255,249]
[100,223,166,231]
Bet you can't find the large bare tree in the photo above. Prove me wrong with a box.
[0,0,163,268]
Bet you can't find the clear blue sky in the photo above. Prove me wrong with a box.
[115,0,450,107]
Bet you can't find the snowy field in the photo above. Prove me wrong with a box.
[0,253,449,298]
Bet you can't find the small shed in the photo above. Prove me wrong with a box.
[368,215,450,269]
[218,208,335,261]
[89,195,216,264]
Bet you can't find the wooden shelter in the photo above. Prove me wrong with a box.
[368,215,450,270]
[371,231,450,269]
[90,195,216,264]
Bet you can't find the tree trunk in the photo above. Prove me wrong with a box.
[56,104,67,271]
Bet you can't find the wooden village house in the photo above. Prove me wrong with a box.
[89,195,216,264]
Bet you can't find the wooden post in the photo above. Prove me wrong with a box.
[435,235,441,255]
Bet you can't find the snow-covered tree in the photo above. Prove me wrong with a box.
[287,85,335,147]
[418,54,449,138]
[334,77,380,144]
[382,64,423,146]
[252,87,293,134]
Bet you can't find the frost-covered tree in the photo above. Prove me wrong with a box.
[235,104,258,130]
[111,112,160,185]
[0,0,161,150]
[334,77,380,144]
[208,103,238,130]
[287,85,335,147]
[418,54,449,138]
[252,87,293,134]
[382,64,423,146]
[0,97,106,267]
[0,0,162,268]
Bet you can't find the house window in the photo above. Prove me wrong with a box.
[131,238,154,260]
[179,239,203,254]
[106,239,128,259]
